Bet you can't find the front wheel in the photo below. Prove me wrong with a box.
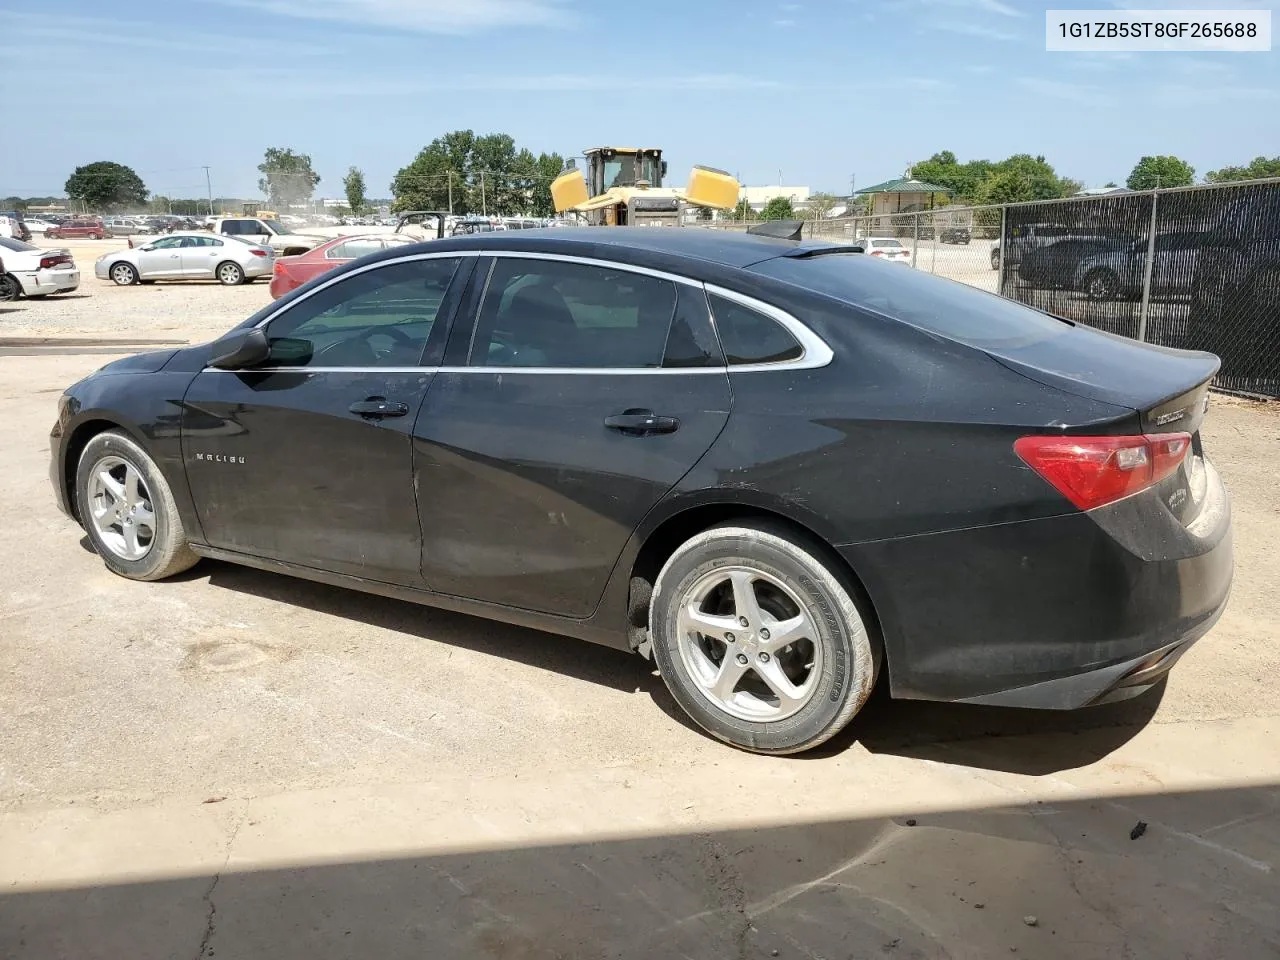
[216,261,245,285]
[1083,269,1119,301]
[110,262,138,286]
[650,522,877,755]
[76,430,198,581]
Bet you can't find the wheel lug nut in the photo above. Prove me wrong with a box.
[759,652,771,662]
[736,654,749,665]
[739,617,749,628]
[725,632,735,643]
[760,628,771,640]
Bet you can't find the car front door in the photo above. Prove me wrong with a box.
[413,254,732,618]
[181,252,472,585]
[134,236,187,278]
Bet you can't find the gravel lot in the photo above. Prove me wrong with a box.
[2,274,1279,958]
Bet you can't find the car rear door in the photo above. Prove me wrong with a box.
[412,253,732,618]
[181,252,472,585]
[181,236,226,277]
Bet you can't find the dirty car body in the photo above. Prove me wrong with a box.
[50,228,1232,744]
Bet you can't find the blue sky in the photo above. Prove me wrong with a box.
[1,0,1276,200]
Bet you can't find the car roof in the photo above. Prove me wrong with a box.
[418,226,846,269]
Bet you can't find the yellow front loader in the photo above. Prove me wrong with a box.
[551,147,739,227]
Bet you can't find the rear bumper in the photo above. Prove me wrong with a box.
[244,257,274,279]
[19,268,79,295]
[840,459,1233,709]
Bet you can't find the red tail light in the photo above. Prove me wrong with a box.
[1015,433,1191,511]
[39,254,70,269]
[250,249,269,257]
[870,250,884,257]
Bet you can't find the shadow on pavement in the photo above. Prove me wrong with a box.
[195,558,1166,774]
[2,783,1277,960]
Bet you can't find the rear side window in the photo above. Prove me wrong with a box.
[708,294,803,365]
[752,254,1068,349]
[470,258,677,368]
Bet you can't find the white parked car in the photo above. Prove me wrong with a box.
[20,218,56,235]
[95,232,274,286]
[855,237,912,262]
[0,237,80,300]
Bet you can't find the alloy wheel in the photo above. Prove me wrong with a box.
[675,565,823,722]
[111,264,135,285]
[87,456,156,561]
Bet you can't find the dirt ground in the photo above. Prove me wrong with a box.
[1,279,1279,959]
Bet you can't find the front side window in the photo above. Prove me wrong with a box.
[470,258,677,368]
[708,294,803,365]
[147,237,185,250]
[264,257,460,368]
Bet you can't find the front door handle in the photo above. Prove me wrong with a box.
[604,410,680,436]
[349,397,409,419]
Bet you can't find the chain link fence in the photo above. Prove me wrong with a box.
[705,179,1280,397]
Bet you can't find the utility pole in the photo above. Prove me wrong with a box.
[481,171,487,217]
[448,171,453,214]
[203,166,214,216]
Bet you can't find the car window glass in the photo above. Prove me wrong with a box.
[265,257,460,368]
[328,239,383,260]
[471,258,677,368]
[149,237,184,249]
[707,295,803,365]
[752,253,1069,349]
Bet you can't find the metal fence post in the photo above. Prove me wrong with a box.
[998,204,1007,297]
[912,213,919,268]
[1137,191,1159,343]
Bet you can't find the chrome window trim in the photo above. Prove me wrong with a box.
[207,248,833,376]
[704,283,834,372]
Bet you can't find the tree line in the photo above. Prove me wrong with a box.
[7,147,1280,217]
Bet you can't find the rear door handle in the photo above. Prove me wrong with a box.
[349,397,409,419]
[604,410,680,436]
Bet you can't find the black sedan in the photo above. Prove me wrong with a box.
[49,228,1233,754]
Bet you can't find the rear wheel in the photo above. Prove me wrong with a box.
[650,522,876,755]
[110,262,138,286]
[76,430,198,581]
[0,274,21,301]
[216,261,245,285]
[1083,268,1119,301]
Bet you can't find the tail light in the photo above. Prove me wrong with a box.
[249,249,269,257]
[127,238,135,249]
[39,254,70,269]
[870,250,884,257]
[1015,433,1191,511]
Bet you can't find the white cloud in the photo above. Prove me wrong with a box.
[930,21,1018,40]
[890,0,1024,17]
[773,17,796,26]
[1017,77,1098,102]
[205,0,574,34]
[965,64,996,74]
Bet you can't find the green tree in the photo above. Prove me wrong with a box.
[65,161,148,211]
[1206,156,1280,183]
[759,196,796,221]
[910,150,1078,203]
[803,191,839,220]
[3,196,28,213]
[730,198,755,220]
[257,147,321,208]
[392,130,563,216]
[1104,181,1119,188]
[1126,155,1195,191]
[343,166,367,214]
[531,151,566,218]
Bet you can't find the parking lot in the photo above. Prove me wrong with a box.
[3,270,1280,958]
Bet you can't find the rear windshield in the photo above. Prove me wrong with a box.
[752,253,1069,349]
[870,239,903,248]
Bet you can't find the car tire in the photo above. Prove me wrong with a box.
[76,430,199,582]
[1083,269,1119,301]
[44,229,56,239]
[109,262,138,286]
[649,521,877,755]
[216,261,245,286]
[0,274,22,301]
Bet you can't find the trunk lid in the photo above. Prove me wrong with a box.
[988,323,1219,527]
[984,323,1218,435]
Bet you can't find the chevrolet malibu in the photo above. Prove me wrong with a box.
[50,229,1233,754]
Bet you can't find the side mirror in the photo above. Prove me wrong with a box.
[209,328,270,369]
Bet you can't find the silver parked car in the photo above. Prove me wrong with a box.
[95,232,274,286]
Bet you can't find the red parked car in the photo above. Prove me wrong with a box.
[269,234,416,299]
[46,218,108,240]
